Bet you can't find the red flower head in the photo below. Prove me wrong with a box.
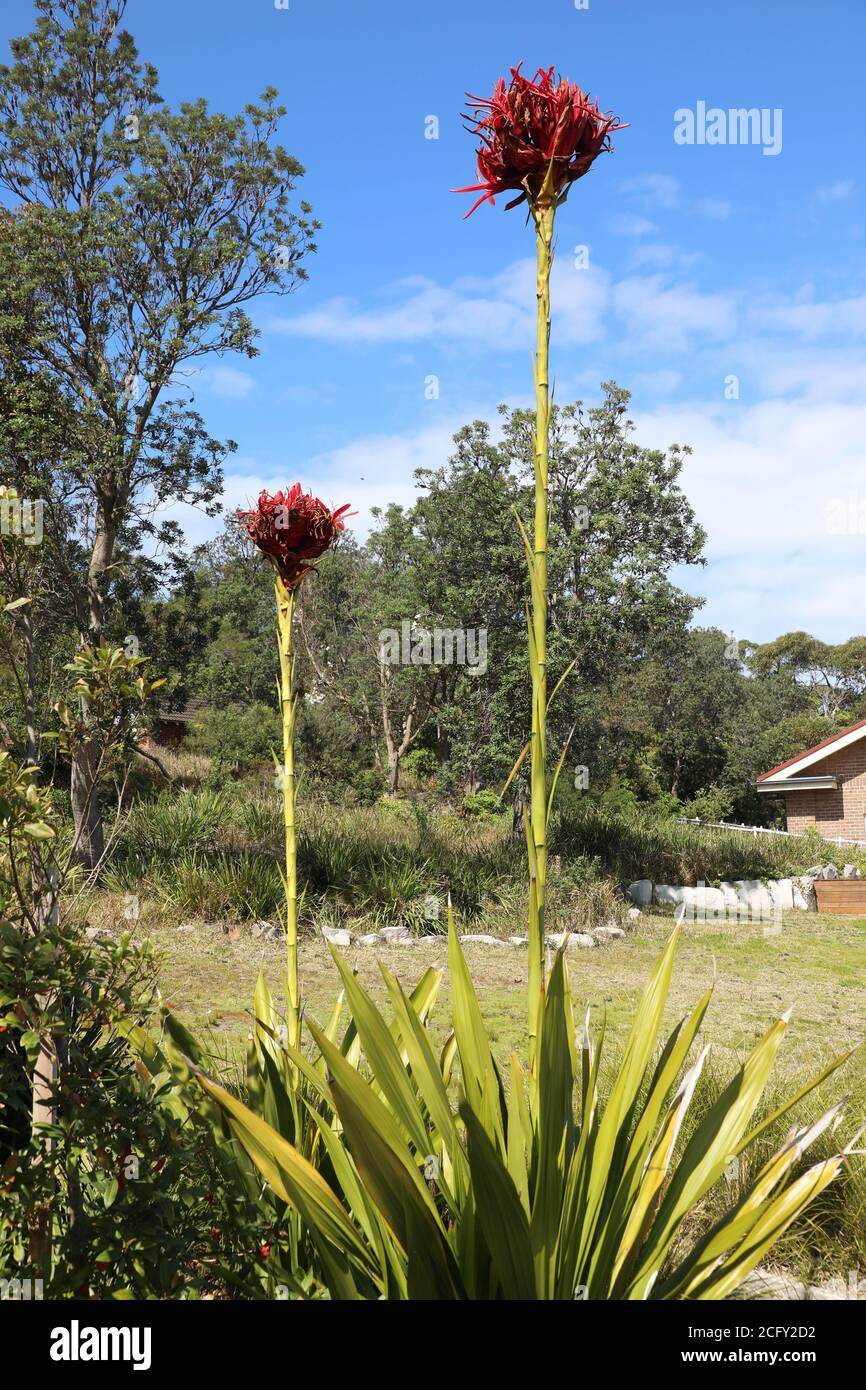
[237,484,352,591]
[456,64,625,217]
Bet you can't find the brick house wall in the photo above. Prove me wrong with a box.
[784,739,866,841]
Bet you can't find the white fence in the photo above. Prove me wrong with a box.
[675,817,866,849]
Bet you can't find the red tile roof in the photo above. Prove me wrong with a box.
[757,715,866,781]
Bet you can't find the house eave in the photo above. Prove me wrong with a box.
[755,775,839,794]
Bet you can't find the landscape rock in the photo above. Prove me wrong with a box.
[682,885,726,915]
[734,1269,805,1301]
[356,932,382,946]
[792,875,817,911]
[546,931,595,950]
[627,907,641,922]
[719,882,744,911]
[653,884,684,906]
[734,1268,866,1301]
[768,878,794,912]
[733,880,775,916]
[823,863,839,879]
[461,934,509,946]
[595,926,626,940]
[843,864,862,879]
[508,935,529,946]
[626,879,652,907]
[379,924,411,943]
[806,1275,866,1300]
[321,926,352,947]
[250,919,281,941]
[805,865,825,879]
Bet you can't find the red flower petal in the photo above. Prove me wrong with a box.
[237,484,353,590]
[457,63,626,216]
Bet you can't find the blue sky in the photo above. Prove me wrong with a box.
[5,0,866,641]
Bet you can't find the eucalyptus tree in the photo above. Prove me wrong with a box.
[0,0,317,863]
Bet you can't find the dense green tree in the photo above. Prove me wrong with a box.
[403,384,706,793]
[747,632,866,721]
[0,0,317,862]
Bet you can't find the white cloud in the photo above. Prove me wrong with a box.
[627,242,703,271]
[198,365,256,400]
[696,197,733,220]
[610,214,659,237]
[612,275,738,350]
[817,179,854,203]
[631,367,685,395]
[749,293,866,340]
[621,172,680,209]
[636,398,866,639]
[274,260,611,349]
[621,174,733,222]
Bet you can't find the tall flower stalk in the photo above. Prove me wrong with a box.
[239,485,351,1054]
[274,579,300,1047]
[459,65,624,1092]
[527,195,554,1080]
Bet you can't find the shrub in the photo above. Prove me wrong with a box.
[550,803,866,884]
[682,784,735,824]
[187,703,281,769]
[349,767,384,806]
[460,788,502,819]
[196,923,859,1299]
[150,850,283,921]
[118,790,227,857]
[402,747,439,782]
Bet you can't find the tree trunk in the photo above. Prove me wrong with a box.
[70,503,116,869]
[387,748,400,795]
[71,741,104,870]
[21,607,38,765]
[436,720,450,767]
[29,860,60,1277]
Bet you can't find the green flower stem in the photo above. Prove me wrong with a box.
[275,576,300,1054]
[527,199,555,1093]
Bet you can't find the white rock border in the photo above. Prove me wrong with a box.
[630,871,833,914]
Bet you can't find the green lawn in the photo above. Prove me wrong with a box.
[110,900,866,1081]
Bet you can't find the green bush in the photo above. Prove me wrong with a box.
[187,703,281,769]
[118,789,227,856]
[459,789,502,819]
[682,784,735,823]
[402,747,439,781]
[550,803,866,883]
[349,767,384,806]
